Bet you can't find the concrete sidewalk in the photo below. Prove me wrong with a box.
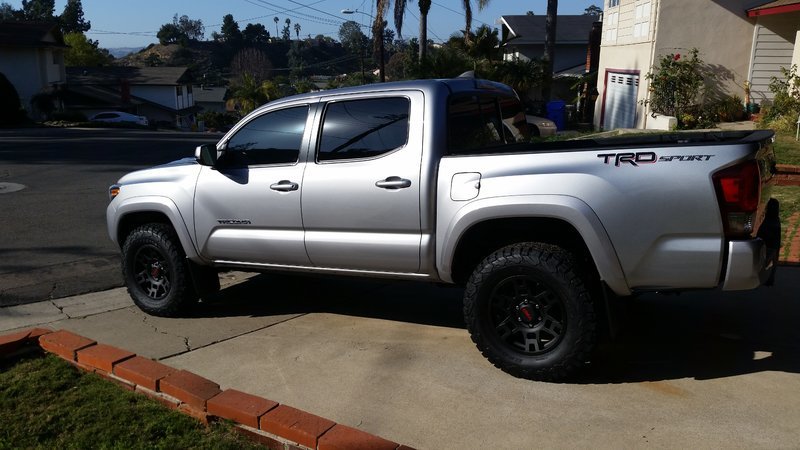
[3,269,800,449]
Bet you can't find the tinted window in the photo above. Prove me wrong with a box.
[448,94,529,153]
[318,98,410,161]
[224,106,308,166]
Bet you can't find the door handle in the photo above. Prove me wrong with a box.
[375,176,412,190]
[270,180,299,192]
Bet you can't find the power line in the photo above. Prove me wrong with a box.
[430,1,493,29]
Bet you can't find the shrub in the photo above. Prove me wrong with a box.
[196,110,237,130]
[761,65,800,132]
[0,72,27,125]
[641,48,717,129]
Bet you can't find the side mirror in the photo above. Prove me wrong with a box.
[195,143,222,166]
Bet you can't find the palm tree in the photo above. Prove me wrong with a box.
[228,73,280,116]
[461,0,490,44]
[418,0,430,63]
[273,17,279,37]
[372,0,409,82]
[294,22,301,40]
[542,0,558,101]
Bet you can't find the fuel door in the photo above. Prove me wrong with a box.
[451,172,481,201]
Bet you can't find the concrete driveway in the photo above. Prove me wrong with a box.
[2,268,799,449]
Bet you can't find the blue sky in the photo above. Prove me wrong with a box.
[7,0,602,48]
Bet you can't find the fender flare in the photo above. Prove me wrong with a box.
[108,195,201,261]
[437,194,631,296]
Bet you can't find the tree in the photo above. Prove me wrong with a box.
[216,14,242,45]
[60,0,90,34]
[294,22,301,40]
[273,17,279,38]
[460,0,490,44]
[584,5,602,16]
[228,73,280,115]
[339,21,368,81]
[372,0,411,81]
[542,0,557,101]
[230,47,273,83]
[242,23,269,45]
[157,14,204,46]
[21,0,54,21]
[282,18,291,41]
[63,32,111,66]
[469,24,499,61]
[418,0,431,63]
[0,3,23,21]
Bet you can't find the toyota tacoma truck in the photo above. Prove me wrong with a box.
[107,77,780,381]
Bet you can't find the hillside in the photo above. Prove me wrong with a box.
[113,39,355,84]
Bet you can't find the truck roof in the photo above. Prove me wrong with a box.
[254,77,518,112]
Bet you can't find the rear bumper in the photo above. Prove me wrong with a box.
[722,239,776,290]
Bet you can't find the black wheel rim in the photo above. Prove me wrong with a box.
[133,245,171,300]
[488,275,566,355]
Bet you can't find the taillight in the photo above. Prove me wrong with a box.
[713,160,761,238]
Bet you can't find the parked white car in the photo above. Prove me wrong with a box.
[526,115,557,137]
[89,111,149,126]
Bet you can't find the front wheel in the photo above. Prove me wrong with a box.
[121,223,196,316]
[463,243,596,381]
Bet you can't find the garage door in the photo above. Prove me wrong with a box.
[603,72,639,130]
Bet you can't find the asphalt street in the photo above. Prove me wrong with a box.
[0,127,218,306]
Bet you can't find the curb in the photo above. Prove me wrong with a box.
[0,328,413,450]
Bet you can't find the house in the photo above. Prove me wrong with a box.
[595,0,800,130]
[192,85,228,113]
[0,22,67,115]
[64,66,199,128]
[499,15,601,109]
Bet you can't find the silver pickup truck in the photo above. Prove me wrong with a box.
[107,77,780,380]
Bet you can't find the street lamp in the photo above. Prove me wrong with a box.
[341,9,385,82]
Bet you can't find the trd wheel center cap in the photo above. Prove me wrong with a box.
[517,304,539,325]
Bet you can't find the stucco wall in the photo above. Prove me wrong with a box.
[0,49,45,111]
[595,0,762,129]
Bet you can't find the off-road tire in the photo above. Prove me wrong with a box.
[121,223,196,317]
[463,242,596,381]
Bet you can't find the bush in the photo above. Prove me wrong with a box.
[641,48,717,129]
[196,110,237,131]
[761,65,800,132]
[713,95,746,122]
[51,111,87,122]
[0,72,27,125]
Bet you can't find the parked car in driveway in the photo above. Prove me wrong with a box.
[526,115,557,137]
[89,111,149,126]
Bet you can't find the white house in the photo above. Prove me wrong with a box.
[0,22,66,114]
[65,66,198,128]
[595,0,800,130]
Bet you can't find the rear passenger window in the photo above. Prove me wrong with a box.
[448,94,529,153]
[318,97,410,162]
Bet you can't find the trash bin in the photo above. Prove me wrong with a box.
[546,100,567,131]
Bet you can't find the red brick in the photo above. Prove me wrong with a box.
[77,343,135,372]
[160,370,221,411]
[0,329,32,357]
[39,330,96,360]
[318,424,398,450]
[135,385,181,409]
[114,356,176,391]
[233,425,290,449]
[207,389,278,428]
[260,405,335,449]
[179,403,210,425]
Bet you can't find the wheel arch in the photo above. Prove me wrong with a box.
[110,196,200,260]
[438,195,630,295]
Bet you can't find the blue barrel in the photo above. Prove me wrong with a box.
[546,100,566,131]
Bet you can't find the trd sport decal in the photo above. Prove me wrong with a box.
[597,152,714,167]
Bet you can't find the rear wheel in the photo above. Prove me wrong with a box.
[463,242,596,381]
[121,223,196,316]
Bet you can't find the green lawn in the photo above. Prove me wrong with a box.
[773,132,800,166]
[0,355,264,449]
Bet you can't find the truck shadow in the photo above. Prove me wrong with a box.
[194,268,800,383]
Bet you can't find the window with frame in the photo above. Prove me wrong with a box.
[609,0,619,7]
[223,105,308,166]
[317,97,410,162]
[447,94,529,154]
[633,1,651,39]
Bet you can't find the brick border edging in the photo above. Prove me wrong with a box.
[0,328,413,450]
